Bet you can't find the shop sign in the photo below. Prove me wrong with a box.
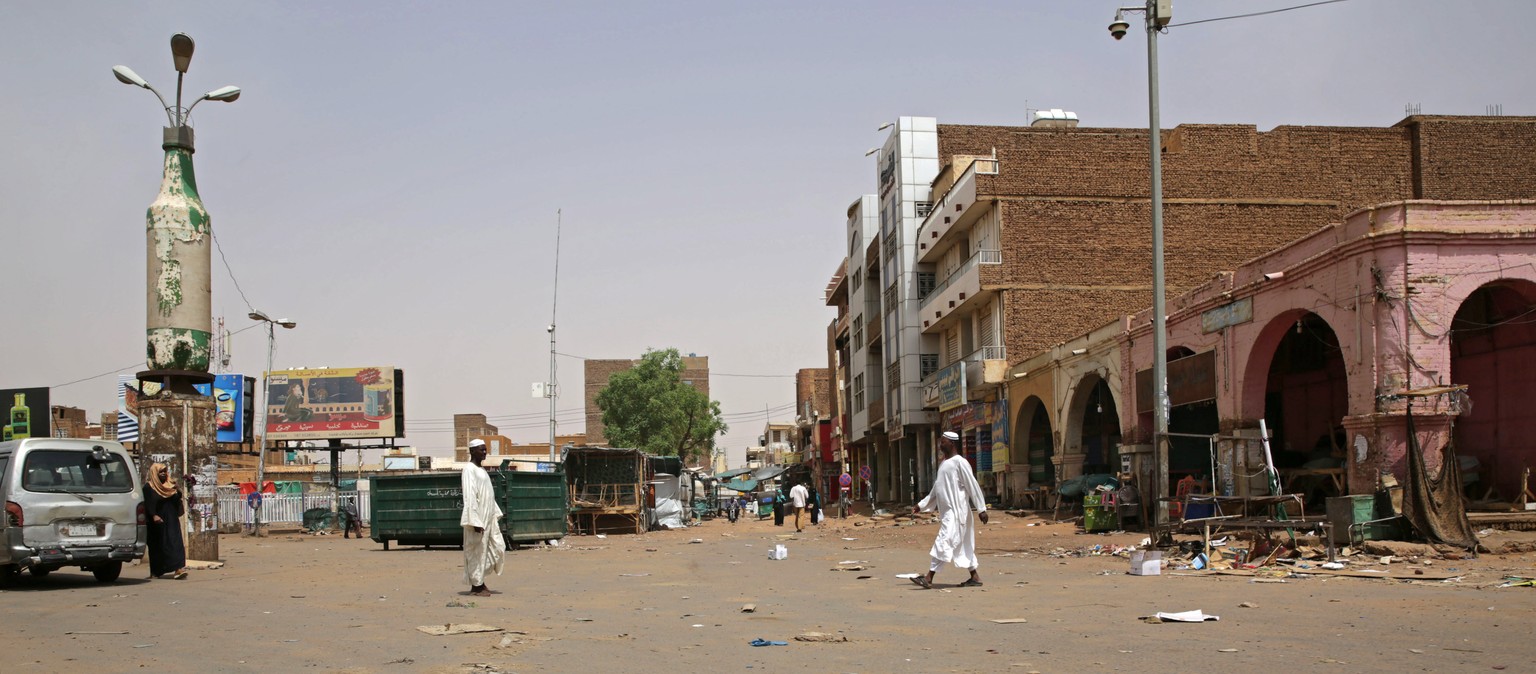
[936,361,966,412]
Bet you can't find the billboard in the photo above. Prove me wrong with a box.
[263,366,404,441]
[1,387,51,441]
[118,375,254,444]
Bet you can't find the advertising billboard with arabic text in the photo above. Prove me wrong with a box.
[263,366,405,441]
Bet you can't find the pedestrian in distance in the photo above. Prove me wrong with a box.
[789,481,809,532]
[809,485,822,526]
[911,431,988,589]
[461,439,506,597]
[341,496,362,539]
[142,462,189,580]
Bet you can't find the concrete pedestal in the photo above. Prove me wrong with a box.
[139,393,219,562]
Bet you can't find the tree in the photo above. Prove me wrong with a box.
[596,348,728,464]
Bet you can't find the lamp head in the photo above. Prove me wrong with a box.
[277,320,297,329]
[248,310,271,322]
[1109,11,1131,40]
[170,33,195,73]
[113,66,150,88]
[202,85,241,103]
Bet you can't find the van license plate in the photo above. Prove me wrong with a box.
[66,523,98,537]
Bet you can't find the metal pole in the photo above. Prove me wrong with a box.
[1145,3,1171,526]
[549,209,562,464]
[253,322,274,535]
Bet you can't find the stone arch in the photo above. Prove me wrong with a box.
[1450,278,1536,498]
[1014,395,1056,486]
[1065,371,1122,477]
[1241,310,1350,489]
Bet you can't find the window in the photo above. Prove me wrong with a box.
[853,374,865,412]
[915,201,934,218]
[851,271,862,294]
[946,330,961,364]
[852,315,864,350]
[920,354,939,379]
[917,272,936,300]
[23,450,133,493]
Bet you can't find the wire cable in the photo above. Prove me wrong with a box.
[1168,0,1351,28]
[211,229,256,313]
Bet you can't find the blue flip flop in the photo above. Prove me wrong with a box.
[749,638,788,647]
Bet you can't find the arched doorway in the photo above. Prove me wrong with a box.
[1014,396,1055,486]
[1077,377,1121,476]
[1450,281,1536,498]
[1259,311,1349,504]
[1166,347,1220,488]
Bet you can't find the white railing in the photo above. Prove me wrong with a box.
[215,490,371,528]
[969,345,1007,362]
[979,249,1002,265]
[926,251,981,307]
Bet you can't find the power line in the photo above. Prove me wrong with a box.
[50,322,263,389]
[211,229,256,313]
[1168,0,1350,28]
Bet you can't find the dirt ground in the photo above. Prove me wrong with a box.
[6,508,1536,673]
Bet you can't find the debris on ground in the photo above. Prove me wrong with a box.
[740,604,756,613]
[749,638,788,647]
[795,631,848,642]
[990,618,1028,624]
[416,623,502,636]
[1145,610,1220,623]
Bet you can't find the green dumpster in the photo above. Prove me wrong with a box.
[369,467,567,551]
[1083,492,1120,532]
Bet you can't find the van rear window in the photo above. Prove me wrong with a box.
[22,450,134,493]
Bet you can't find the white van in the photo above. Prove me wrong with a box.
[0,438,147,583]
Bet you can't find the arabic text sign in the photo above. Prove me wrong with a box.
[264,366,400,441]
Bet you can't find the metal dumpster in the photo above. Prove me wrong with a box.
[369,465,567,550]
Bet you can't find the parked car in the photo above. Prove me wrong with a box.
[1,439,147,583]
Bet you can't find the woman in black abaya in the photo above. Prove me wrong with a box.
[143,462,188,580]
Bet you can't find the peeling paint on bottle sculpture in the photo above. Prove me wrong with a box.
[145,139,212,372]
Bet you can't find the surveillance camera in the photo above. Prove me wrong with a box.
[1109,19,1131,40]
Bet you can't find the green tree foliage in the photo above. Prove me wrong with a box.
[596,348,728,463]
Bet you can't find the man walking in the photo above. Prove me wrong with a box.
[461,439,506,597]
[911,431,988,589]
[789,481,810,532]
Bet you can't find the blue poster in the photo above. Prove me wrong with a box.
[194,374,252,443]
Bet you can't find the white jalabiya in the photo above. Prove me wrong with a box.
[789,483,809,509]
[460,463,506,586]
[917,454,987,571]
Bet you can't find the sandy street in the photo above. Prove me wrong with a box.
[5,511,1536,673]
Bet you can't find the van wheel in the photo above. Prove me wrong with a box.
[29,567,50,577]
[92,562,123,583]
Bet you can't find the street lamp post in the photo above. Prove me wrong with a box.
[249,311,296,536]
[1111,1,1173,525]
[115,33,241,562]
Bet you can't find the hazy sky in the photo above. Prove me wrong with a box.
[3,1,1533,460]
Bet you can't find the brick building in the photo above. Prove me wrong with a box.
[844,113,1536,505]
[583,355,709,446]
[452,413,498,459]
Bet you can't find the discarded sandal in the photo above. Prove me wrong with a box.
[958,578,984,587]
[749,638,788,647]
[909,576,933,589]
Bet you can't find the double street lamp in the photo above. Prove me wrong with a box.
[113,34,240,131]
[249,311,296,536]
[1111,1,1173,524]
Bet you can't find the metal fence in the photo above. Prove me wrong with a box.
[215,488,371,529]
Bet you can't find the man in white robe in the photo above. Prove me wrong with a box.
[913,431,988,588]
[461,439,506,596]
[789,482,809,532]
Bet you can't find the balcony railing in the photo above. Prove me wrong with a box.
[979,248,1002,265]
[866,318,882,347]
[970,345,1006,362]
[867,395,884,429]
[927,250,981,305]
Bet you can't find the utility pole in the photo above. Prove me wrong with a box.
[115,34,242,562]
[548,210,563,465]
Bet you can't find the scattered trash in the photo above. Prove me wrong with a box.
[692,624,704,628]
[1129,550,1162,576]
[416,624,502,636]
[832,565,868,571]
[741,604,756,613]
[1497,577,1536,588]
[795,632,848,642]
[768,544,788,560]
[689,539,703,544]
[1146,610,1220,623]
[1321,562,1345,570]
[841,537,857,541]
[1217,648,1239,653]
[65,631,129,635]
[445,600,476,608]
[749,638,788,647]
[132,644,154,648]
[619,573,651,577]
[595,534,607,539]
[895,573,921,579]
[990,618,1028,624]
[1238,602,1259,609]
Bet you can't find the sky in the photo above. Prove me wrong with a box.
[3,1,1534,463]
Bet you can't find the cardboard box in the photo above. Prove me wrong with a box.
[1129,550,1161,576]
[768,544,788,560]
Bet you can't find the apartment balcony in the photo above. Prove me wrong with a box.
[915,158,998,264]
[919,249,1002,333]
[865,316,883,349]
[867,394,885,430]
[834,311,851,339]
